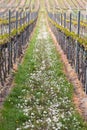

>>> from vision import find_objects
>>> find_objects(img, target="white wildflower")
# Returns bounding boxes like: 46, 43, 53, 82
16, 128, 21, 130
23, 125, 30, 129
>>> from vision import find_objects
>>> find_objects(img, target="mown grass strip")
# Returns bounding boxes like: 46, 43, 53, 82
0, 20, 39, 130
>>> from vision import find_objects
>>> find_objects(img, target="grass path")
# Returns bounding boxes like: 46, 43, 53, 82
0, 8, 87, 130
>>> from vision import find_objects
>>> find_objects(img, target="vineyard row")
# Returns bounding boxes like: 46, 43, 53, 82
0, 6, 39, 88
47, 8, 87, 93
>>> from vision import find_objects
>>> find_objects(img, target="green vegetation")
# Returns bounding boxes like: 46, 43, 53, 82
0, 20, 39, 130
0, 9, 87, 129
48, 16, 87, 50
66, 19, 87, 28
0, 18, 37, 45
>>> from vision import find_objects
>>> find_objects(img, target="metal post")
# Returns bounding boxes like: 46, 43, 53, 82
85, 51, 87, 94
75, 41, 79, 74
22, 11, 23, 25
1, 24, 3, 35
8, 10, 12, 73
58, 13, 60, 25
0, 48, 4, 86
26, 11, 28, 24
16, 11, 18, 32
77, 11, 80, 35
86, 15, 87, 23
28, 11, 30, 23
85, 67, 87, 94
64, 13, 66, 28
24, 11, 25, 24
20, 12, 22, 26
70, 13, 72, 32
61, 13, 62, 26
9, 10, 11, 36
15, 11, 18, 62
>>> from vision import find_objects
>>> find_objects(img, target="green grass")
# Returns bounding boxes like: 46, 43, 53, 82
0, 23, 39, 130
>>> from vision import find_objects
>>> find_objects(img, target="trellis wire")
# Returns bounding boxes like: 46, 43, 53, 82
0, 9, 39, 87
47, 10, 87, 94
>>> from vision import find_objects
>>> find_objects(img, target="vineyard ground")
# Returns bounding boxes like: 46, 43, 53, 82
0, 16, 36, 108
47, 17, 87, 121
0, 3, 87, 130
